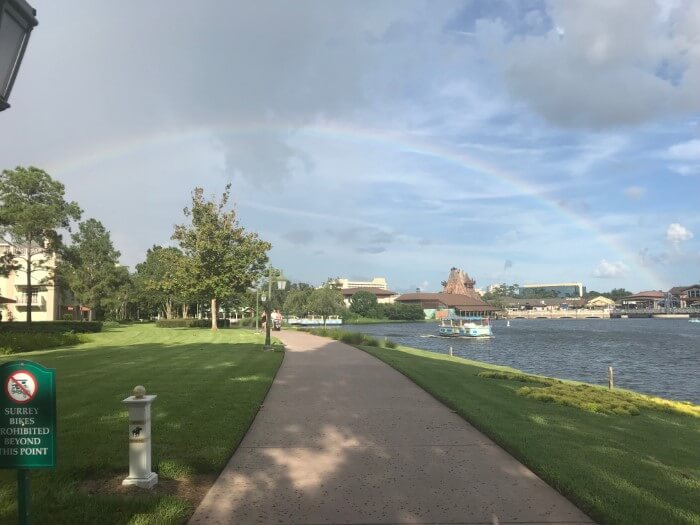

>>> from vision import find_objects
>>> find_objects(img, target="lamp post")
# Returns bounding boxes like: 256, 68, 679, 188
263, 265, 286, 351
0, 0, 38, 112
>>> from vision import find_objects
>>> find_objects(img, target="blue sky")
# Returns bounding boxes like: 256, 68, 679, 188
1, 0, 699, 293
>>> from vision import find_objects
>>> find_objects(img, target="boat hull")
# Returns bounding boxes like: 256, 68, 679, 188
438, 325, 493, 338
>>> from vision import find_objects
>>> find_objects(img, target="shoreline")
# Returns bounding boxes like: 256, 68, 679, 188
304, 327, 698, 525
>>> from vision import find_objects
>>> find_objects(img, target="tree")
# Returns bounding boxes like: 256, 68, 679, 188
134, 245, 190, 319
283, 289, 312, 316
172, 185, 270, 330
60, 219, 123, 320
0, 167, 81, 323
307, 287, 345, 326
349, 290, 378, 317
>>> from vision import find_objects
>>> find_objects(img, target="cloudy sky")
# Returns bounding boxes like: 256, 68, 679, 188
2, 0, 699, 293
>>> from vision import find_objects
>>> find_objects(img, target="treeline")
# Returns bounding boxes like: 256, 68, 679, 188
0, 167, 270, 329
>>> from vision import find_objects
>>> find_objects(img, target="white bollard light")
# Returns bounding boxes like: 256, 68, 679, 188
122, 385, 158, 488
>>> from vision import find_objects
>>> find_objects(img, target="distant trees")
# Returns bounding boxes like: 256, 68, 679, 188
0, 167, 82, 323
349, 290, 378, 317
172, 185, 270, 330
586, 288, 632, 301
60, 219, 124, 321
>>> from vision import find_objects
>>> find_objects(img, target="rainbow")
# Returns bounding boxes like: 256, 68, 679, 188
46, 119, 668, 290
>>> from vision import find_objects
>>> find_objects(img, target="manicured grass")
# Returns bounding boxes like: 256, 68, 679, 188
0, 324, 283, 524
359, 343, 699, 525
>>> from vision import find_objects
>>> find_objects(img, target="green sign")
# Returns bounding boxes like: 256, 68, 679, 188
0, 361, 56, 469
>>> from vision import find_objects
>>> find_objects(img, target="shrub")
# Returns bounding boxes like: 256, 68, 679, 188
102, 320, 120, 329
0, 321, 102, 333
62, 314, 73, 321
384, 339, 397, 349
0, 332, 85, 354
155, 318, 231, 328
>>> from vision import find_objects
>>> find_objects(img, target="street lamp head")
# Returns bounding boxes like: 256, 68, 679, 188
0, 0, 37, 112
277, 278, 287, 291
261, 294, 267, 302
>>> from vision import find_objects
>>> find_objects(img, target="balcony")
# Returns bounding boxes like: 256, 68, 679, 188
14, 296, 47, 311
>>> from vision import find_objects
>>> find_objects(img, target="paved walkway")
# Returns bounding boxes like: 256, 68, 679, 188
190, 331, 594, 524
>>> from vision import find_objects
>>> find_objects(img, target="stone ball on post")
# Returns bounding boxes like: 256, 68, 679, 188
133, 385, 146, 399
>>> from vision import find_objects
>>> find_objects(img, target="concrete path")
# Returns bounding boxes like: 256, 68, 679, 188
190, 331, 594, 524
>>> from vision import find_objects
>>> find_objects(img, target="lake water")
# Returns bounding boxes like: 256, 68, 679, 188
343, 319, 700, 403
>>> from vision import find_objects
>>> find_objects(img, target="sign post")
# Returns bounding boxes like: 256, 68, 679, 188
0, 361, 57, 524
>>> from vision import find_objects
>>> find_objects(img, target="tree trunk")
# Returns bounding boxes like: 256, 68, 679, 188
165, 300, 173, 319
181, 303, 187, 318
26, 242, 33, 324
211, 298, 218, 330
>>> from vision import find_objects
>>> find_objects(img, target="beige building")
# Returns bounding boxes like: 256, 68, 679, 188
585, 296, 616, 309
0, 243, 61, 322
339, 287, 398, 307
335, 277, 388, 291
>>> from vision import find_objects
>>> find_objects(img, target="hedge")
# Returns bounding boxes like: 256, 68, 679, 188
0, 332, 85, 354
0, 321, 103, 333
155, 318, 231, 328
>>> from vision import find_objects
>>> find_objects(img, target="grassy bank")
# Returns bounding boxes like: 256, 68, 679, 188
349, 341, 698, 525
0, 324, 282, 524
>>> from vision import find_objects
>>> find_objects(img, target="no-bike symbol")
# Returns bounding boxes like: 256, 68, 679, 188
4, 370, 37, 404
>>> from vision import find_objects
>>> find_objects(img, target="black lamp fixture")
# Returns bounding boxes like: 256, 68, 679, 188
0, 0, 37, 112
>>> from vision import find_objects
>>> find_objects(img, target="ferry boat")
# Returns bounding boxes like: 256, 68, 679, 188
438, 315, 493, 338
286, 315, 343, 326
690, 318, 700, 324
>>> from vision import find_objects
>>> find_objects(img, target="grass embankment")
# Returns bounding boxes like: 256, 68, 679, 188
0, 324, 283, 524
351, 340, 698, 525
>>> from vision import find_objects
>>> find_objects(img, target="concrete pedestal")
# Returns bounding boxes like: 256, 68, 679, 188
122, 393, 158, 488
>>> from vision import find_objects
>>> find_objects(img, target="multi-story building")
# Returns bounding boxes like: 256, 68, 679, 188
0, 243, 62, 322
519, 282, 585, 298
335, 277, 388, 291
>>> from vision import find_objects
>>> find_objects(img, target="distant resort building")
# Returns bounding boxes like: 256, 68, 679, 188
519, 282, 585, 298
395, 268, 498, 318
335, 277, 388, 290
502, 297, 585, 311
0, 243, 64, 322
669, 285, 700, 308
585, 296, 616, 309
620, 291, 667, 309
339, 286, 398, 308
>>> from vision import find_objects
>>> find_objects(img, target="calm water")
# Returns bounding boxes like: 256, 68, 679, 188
344, 319, 700, 403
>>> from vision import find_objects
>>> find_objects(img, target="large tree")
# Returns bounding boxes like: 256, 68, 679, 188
307, 287, 346, 326
134, 245, 190, 319
172, 185, 270, 330
283, 288, 312, 316
61, 219, 123, 320
0, 167, 81, 323
349, 290, 378, 317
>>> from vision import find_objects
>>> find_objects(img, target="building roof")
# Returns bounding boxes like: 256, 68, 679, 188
623, 290, 666, 300
396, 292, 498, 311
0, 296, 16, 304
669, 285, 700, 295
340, 287, 397, 297
586, 296, 615, 306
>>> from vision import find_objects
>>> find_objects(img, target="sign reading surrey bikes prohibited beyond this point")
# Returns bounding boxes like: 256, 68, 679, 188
0, 361, 56, 469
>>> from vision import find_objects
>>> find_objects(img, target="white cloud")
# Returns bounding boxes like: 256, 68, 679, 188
593, 259, 630, 278
667, 139, 700, 160
624, 186, 646, 199
666, 223, 694, 244
478, 0, 700, 128
670, 164, 700, 176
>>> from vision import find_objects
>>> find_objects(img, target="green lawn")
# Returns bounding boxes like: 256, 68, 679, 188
0, 324, 283, 524
360, 343, 699, 525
